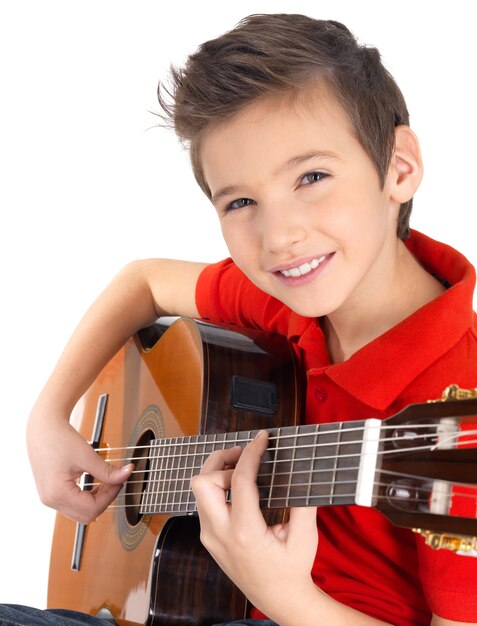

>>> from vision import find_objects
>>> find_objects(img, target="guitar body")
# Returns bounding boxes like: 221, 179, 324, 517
48, 318, 303, 626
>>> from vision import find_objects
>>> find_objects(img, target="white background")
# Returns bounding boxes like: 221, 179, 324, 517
0, 0, 476, 609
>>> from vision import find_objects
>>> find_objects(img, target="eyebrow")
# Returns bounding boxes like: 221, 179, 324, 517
211, 150, 340, 205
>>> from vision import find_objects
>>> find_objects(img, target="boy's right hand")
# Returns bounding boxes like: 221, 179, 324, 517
27, 411, 133, 524
26, 259, 205, 523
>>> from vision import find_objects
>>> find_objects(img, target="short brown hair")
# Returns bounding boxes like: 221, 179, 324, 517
158, 14, 412, 239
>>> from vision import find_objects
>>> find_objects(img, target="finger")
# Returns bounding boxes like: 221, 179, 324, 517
191, 469, 235, 538
287, 507, 319, 557
200, 445, 242, 474
66, 463, 133, 521
83, 451, 134, 486
230, 430, 269, 528
54, 453, 133, 523
192, 468, 234, 497
53, 479, 122, 524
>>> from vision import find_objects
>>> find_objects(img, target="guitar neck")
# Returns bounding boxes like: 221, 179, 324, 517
139, 419, 377, 515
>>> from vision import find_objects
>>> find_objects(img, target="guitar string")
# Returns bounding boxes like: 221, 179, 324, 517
79, 430, 477, 490
112, 476, 477, 503
92, 421, 476, 457
90, 447, 477, 489
96, 436, 477, 471
122, 467, 477, 497
98, 436, 477, 469
107, 498, 469, 511
106, 481, 477, 511
92, 429, 477, 466
84, 463, 477, 509
102, 464, 477, 492
79, 424, 477, 509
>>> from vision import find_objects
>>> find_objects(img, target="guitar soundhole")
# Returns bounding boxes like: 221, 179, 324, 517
125, 429, 155, 526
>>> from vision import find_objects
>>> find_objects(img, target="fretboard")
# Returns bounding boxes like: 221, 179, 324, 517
139, 420, 368, 515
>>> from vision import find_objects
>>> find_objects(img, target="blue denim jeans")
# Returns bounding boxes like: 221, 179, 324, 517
0, 605, 113, 625
0, 605, 278, 626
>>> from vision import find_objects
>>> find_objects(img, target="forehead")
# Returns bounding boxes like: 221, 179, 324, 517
200, 86, 361, 197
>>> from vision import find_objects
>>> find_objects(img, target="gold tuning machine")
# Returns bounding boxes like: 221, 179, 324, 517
413, 529, 477, 555
433, 384, 477, 402
419, 384, 477, 554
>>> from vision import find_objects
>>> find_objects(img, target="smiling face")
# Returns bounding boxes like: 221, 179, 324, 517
200, 87, 405, 320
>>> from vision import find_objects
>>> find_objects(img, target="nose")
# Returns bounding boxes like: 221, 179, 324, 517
259, 201, 308, 254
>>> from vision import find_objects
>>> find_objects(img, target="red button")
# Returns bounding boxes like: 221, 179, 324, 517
314, 387, 328, 402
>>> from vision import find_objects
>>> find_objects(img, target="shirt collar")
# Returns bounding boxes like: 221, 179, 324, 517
287, 230, 476, 411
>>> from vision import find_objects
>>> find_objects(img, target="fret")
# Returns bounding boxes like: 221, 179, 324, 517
226, 430, 242, 504
289, 429, 298, 506
177, 437, 188, 513
255, 422, 363, 508
332, 421, 366, 505
330, 422, 342, 504
167, 438, 177, 510
197, 433, 208, 481
210, 432, 218, 464
152, 441, 160, 512
139, 446, 150, 513
289, 425, 319, 507
224, 430, 237, 449
152, 440, 162, 512
185, 435, 198, 513
163, 439, 172, 512
171, 437, 180, 513
171, 438, 179, 511
140, 439, 160, 514
265, 427, 280, 508
158, 438, 170, 512
142, 420, 365, 515
262, 426, 299, 508
306, 427, 319, 506
307, 422, 343, 506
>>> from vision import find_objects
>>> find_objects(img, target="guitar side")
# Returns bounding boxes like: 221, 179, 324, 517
48, 318, 302, 626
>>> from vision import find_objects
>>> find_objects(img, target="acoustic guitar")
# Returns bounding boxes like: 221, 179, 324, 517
48, 317, 477, 626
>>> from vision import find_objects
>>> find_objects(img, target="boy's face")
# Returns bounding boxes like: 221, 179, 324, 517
200, 88, 401, 319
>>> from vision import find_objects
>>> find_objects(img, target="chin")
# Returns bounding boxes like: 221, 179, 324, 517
282, 299, 334, 319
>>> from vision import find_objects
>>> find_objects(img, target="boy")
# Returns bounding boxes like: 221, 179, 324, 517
5, 12, 476, 626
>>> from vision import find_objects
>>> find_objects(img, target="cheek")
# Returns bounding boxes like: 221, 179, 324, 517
220, 222, 250, 263
320, 189, 388, 242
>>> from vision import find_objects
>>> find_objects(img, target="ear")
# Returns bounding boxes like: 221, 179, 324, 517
388, 125, 423, 204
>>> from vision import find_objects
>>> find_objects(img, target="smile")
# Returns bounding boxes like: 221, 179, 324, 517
279, 255, 327, 277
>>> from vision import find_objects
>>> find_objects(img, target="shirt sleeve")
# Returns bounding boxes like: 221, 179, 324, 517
195, 258, 292, 333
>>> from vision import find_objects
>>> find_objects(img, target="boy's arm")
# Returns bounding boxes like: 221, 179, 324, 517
192, 432, 392, 626
27, 258, 206, 524
192, 435, 476, 626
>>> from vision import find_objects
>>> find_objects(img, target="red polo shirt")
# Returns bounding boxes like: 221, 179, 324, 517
195, 230, 477, 625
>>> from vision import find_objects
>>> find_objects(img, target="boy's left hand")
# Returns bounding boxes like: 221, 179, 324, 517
190, 430, 319, 621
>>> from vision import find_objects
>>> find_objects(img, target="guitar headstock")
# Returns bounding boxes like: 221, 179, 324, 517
373, 386, 477, 555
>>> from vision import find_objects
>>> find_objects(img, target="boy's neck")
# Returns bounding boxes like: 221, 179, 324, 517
321, 241, 446, 364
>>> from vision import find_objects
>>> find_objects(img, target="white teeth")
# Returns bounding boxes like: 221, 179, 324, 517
280, 255, 326, 277
288, 267, 302, 277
